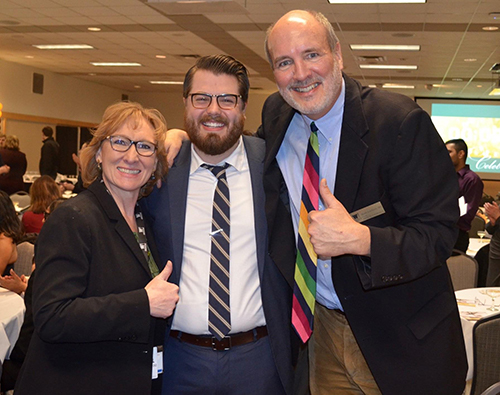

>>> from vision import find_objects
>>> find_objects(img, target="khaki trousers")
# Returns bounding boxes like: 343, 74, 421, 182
309, 303, 382, 395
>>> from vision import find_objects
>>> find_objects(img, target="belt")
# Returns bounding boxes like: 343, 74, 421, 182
169, 326, 268, 351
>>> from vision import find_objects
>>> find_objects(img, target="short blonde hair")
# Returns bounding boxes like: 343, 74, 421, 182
80, 101, 168, 198
4, 135, 20, 151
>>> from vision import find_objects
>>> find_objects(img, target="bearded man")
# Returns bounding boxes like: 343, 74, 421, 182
142, 54, 295, 395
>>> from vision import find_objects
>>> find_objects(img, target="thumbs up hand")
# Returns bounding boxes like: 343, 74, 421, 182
308, 179, 371, 257
145, 261, 179, 318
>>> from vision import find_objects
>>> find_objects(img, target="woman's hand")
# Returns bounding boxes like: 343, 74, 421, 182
0, 268, 28, 294
485, 202, 500, 226
145, 261, 179, 318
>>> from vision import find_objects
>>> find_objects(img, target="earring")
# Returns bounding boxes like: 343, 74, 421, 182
97, 162, 102, 171
150, 172, 155, 180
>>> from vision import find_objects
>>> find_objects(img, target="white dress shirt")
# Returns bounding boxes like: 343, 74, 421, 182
171, 137, 266, 334
276, 79, 346, 310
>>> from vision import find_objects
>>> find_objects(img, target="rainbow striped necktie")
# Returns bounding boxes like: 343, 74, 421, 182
292, 121, 319, 343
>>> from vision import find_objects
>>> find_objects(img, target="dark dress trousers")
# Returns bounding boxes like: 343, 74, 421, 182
259, 73, 468, 395
0, 148, 27, 195
143, 136, 295, 395
15, 179, 166, 395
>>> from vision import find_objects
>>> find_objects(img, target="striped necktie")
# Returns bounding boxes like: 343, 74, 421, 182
202, 163, 231, 340
292, 121, 319, 343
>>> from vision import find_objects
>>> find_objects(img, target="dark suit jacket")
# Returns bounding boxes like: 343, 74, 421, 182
259, 74, 468, 395
0, 148, 27, 195
15, 179, 166, 395
143, 136, 295, 395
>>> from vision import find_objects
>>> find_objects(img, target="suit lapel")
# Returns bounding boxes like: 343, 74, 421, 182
167, 141, 191, 282
334, 74, 369, 212
87, 180, 152, 277
263, 99, 296, 172
243, 135, 266, 277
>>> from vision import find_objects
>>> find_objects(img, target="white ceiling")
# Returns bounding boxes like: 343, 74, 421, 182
0, 0, 499, 99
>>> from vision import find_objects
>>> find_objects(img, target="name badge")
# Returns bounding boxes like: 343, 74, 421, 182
152, 346, 164, 379
350, 202, 385, 223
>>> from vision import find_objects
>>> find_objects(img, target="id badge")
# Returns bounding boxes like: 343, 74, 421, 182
152, 346, 164, 379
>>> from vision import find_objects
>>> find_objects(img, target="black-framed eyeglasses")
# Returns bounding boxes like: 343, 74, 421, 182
188, 93, 243, 110
105, 135, 157, 157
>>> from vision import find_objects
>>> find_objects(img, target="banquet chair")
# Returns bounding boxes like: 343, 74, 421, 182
446, 250, 478, 291
470, 215, 486, 239
480, 382, 500, 395
471, 313, 500, 395
9, 191, 31, 212
14, 242, 35, 277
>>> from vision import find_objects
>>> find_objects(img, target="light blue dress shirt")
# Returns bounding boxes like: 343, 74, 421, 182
276, 79, 345, 310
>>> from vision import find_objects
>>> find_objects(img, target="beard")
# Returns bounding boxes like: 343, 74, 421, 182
278, 62, 342, 119
185, 113, 244, 156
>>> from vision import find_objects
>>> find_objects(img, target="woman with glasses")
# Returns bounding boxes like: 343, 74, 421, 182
15, 101, 179, 395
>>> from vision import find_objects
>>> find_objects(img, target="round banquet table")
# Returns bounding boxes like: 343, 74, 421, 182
455, 287, 500, 381
0, 287, 25, 363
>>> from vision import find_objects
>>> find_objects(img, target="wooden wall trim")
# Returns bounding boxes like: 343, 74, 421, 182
3, 112, 97, 128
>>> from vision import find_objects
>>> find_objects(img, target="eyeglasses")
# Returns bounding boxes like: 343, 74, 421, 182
105, 135, 157, 157
188, 93, 243, 110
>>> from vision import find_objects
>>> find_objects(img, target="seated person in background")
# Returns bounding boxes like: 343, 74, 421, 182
60, 141, 89, 195
21, 175, 61, 233
0, 190, 24, 277
446, 138, 484, 252
0, 198, 64, 391
484, 200, 500, 286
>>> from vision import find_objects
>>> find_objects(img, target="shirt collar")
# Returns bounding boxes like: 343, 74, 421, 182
190, 136, 245, 175
300, 77, 345, 142
457, 164, 470, 178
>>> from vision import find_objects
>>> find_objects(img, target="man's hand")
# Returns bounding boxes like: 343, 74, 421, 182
308, 179, 371, 257
164, 129, 189, 168
145, 261, 179, 318
484, 201, 500, 226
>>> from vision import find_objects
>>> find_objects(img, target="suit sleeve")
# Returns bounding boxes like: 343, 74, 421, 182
358, 107, 460, 289
33, 204, 151, 344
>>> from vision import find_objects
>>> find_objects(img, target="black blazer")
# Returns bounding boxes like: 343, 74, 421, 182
143, 136, 295, 395
259, 74, 468, 395
15, 179, 166, 395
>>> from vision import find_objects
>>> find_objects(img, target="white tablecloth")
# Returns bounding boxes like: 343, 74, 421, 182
466, 238, 490, 257
0, 287, 25, 363
455, 287, 500, 380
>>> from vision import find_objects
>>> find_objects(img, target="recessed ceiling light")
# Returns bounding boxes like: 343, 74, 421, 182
452, 78, 463, 82
149, 81, 183, 85
328, 0, 425, 3
34, 44, 94, 50
464, 58, 477, 62
482, 26, 499, 31
359, 64, 418, 70
155, 55, 167, 59
350, 44, 420, 51
445, 92, 453, 95
368, 84, 377, 88
477, 85, 483, 88
382, 83, 415, 89
88, 27, 101, 32
88, 73, 96, 76
25, 55, 34, 59
134, 85, 141, 89
432, 84, 447, 88
91, 62, 142, 67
